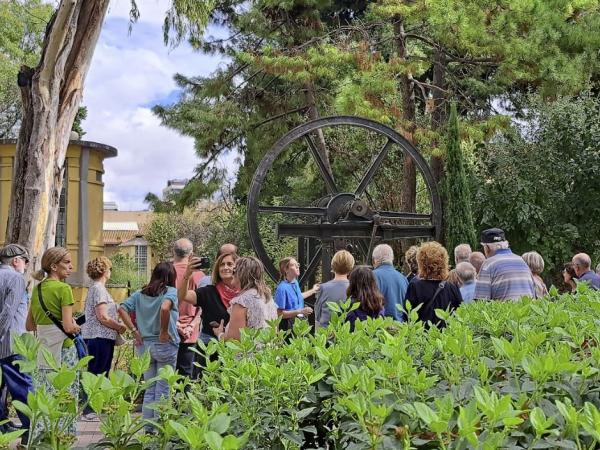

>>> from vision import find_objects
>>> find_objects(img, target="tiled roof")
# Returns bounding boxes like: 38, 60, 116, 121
103, 230, 138, 245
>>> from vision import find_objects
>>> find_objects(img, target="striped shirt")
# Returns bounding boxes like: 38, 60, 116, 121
474, 249, 535, 301
0, 265, 27, 359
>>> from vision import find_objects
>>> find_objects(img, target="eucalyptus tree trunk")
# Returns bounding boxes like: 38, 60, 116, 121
6, 0, 110, 272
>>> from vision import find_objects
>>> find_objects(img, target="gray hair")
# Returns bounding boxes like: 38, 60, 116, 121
372, 244, 394, 265
456, 262, 476, 284
522, 251, 545, 275
173, 238, 193, 259
484, 241, 509, 252
573, 253, 591, 270
454, 244, 472, 265
469, 252, 486, 273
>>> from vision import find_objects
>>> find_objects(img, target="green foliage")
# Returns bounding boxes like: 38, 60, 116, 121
154, 0, 600, 230
473, 93, 600, 273
108, 253, 146, 291
0, 0, 53, 137
444, 102, 477, 256
10, 289, 600, 448
71, 106, 87, 137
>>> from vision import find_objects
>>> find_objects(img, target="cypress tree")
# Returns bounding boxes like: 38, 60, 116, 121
444, 102, 477, 257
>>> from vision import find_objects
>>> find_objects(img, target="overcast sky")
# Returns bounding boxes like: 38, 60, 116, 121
82, 0, 225, 210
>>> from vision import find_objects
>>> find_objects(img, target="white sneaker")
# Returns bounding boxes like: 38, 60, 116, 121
81, 412, 100, 422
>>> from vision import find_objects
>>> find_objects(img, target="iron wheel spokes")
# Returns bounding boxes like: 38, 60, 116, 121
355, 138, 395, 197
257, 205, 327, 216
304, 134, 338, 194
299, 246, 322, 286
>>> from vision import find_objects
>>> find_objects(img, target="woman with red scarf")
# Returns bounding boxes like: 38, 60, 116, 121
178, 252, 239, 375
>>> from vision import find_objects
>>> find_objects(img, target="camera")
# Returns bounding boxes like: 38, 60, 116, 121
190, 256, 210, 270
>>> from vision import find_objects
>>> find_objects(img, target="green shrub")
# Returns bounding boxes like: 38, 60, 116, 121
9, 287, 600, 449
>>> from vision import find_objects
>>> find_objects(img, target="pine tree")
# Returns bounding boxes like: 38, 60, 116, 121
444, 102, 477, 256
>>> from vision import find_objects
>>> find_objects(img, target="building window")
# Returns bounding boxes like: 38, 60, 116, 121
55, 168, 68, 247
135, 244, 148, 277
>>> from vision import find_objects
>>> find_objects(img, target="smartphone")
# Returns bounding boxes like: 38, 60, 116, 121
190, 256, 210, 270
209, 321, 220, 328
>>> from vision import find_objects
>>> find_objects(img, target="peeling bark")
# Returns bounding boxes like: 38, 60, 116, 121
6, 0, 110, 273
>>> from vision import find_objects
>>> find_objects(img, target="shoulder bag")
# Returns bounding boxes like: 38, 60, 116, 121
37, 283, 89, 359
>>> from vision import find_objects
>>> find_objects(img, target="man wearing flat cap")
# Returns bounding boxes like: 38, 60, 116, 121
0, 244, 33, 437
474, 228, 535, 301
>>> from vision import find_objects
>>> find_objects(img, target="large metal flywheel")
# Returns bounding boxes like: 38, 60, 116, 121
248, 116, 442, 285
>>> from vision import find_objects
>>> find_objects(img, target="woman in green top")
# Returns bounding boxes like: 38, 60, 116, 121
26, 246, 80, 439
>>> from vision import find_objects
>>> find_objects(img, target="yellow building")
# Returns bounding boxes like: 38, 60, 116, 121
0, 138, 117, 305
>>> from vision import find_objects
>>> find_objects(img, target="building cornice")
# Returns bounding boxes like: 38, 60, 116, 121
0, 139, 118, 158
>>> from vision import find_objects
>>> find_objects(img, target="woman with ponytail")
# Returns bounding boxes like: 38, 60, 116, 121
117, 262, 179, 427
26, 246, 79, 436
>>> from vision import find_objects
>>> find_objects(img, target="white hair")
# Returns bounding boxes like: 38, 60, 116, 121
372, 244, 394, 266
573, 253, 591, 270
484, 241, 509, 252
455, 262, 476, 284
454, 244, 472, 265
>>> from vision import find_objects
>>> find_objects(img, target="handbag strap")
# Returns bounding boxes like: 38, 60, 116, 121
431, 281, 447, 303
37, 283, 75, 340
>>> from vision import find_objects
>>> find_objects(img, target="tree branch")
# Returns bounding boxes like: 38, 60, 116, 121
190, 105, 310, 181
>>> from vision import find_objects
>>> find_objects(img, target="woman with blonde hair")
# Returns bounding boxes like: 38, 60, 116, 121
212, 256, 278, 341
404, 245, 419, 282
405, 241, 462, 328
274, 256, 318, 331
522, 251, 548, 298
314, 250, 355, 328
81, 256, 127, 420
26, 247, 79, 436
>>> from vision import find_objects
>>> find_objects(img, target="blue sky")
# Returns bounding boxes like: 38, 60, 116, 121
82, 0, 227, 210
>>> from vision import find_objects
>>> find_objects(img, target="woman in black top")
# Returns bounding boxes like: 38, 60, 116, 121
405, 241, 462, 328
178, 252, 239, 375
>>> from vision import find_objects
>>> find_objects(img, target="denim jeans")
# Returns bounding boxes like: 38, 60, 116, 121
0, 354, 33, 430
137, 341, 178, 422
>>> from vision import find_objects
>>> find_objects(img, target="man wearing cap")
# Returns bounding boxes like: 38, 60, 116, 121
0, 244, 33, 437
474, 228, 536, 301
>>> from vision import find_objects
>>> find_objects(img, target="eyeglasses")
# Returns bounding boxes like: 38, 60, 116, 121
16, 256, 29, 264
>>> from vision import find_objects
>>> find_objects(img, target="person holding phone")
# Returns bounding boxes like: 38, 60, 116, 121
274, 257, 318, 331
178, 252, 239, 376
211, 256, 278, 341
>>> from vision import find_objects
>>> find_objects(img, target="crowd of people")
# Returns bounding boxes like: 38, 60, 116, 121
0, 226, 599, 443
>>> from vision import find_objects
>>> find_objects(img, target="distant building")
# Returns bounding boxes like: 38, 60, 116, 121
103, 201, 118, 211
103, 209, 153, 278
162, 178, 187, 200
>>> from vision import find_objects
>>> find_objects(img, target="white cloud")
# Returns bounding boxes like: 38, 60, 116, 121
82, 6, 224, 210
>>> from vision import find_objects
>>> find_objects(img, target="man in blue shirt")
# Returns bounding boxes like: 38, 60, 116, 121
572, 253, 600, 290
372, 244, 408, 321
0, 244, 34, 442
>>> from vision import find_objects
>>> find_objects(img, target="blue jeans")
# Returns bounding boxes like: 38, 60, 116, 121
0, 354, 33, 430
137, 342, 178, 422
